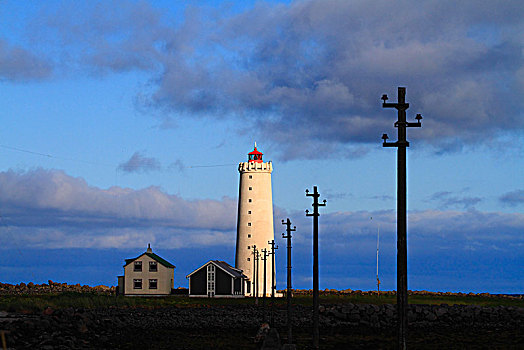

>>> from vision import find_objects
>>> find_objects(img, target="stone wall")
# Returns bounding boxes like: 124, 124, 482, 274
284, 288, 523, 300
0, 281, 114, 295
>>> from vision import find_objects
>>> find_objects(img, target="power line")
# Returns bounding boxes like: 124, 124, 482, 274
0, 145, 52, 158
0, 144, 114, 168
188, 164, 236, 168
0, 143, 236, 171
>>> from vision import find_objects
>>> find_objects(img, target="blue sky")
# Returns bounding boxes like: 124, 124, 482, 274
0, 0, 523, 293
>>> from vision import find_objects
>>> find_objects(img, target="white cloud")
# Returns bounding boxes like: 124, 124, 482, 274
0, 169, 237, 249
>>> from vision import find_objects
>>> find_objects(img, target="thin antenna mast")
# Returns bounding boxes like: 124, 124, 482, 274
376, 224, 381, 295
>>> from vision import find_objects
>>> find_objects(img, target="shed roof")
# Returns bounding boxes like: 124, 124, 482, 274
186, 260, 247, 279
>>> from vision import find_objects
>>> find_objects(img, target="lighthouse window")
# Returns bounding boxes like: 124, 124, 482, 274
248, 210, 251, 214
247, 258, 250, 261
248, 234, 251, 238
248, 222, 251, 226
249, 187, 252, 190
249, 175, 252, 179
248, 199, 252, 202
247, 246, 251, 249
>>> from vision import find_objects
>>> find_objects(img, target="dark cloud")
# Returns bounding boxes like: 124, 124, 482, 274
118, 151, 162, 173
322, 190, 353, 200
6, 0, 524, 159
428, 191, 483, 209
168, 159, 185, 172
369, 195, 395, 202
499, 189, 524, 207
0, 38, 52, 81
143, 0, 524, 159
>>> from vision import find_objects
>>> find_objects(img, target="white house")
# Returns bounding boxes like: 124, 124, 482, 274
118, 244, 175, 296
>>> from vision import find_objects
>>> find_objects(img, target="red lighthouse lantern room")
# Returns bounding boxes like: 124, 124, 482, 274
248, 142, 263, 163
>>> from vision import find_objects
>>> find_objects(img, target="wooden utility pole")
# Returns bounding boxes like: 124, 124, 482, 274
268, 239, 278, 325
306, 186, 326, 349
381, 87, 422, 350
282, 218, 296, 345
261, 248, 268, 321
252, 245, 258, 305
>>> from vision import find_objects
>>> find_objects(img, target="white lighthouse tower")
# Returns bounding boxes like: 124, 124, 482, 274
235, 143, 274, 296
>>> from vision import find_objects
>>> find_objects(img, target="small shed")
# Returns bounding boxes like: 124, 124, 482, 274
186, 260, 247, 298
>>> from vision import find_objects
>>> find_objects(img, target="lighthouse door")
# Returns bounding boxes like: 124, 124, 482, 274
207, 264, 215, 297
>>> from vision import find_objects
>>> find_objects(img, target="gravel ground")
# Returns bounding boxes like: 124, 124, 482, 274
1, 304, 523, 349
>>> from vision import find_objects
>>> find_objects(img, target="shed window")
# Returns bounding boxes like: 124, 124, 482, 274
134, 261, 142, 272
133, 279, 142, 289
149, 261, 158, 272
149, 279, 158, 289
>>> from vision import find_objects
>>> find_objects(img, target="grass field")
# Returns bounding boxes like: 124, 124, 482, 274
1, 291, 523, 313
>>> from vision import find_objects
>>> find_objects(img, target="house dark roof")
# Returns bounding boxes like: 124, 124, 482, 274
213, 260, 246, 278
186, 260, 247, 279
124, 252, 175, 268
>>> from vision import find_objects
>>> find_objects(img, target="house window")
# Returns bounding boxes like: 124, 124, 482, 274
249, 175, 252, 179
249, 187, 252, 190
248, 210, 251, 214
133, 279, 142, 289
149, 279, 158, 289
248, 199, 252, 203
248, 222, 251, 226
248, 234, 251, 238
207, 264, 215, 296
134, 261, 142, 272
149, 261, 158, 272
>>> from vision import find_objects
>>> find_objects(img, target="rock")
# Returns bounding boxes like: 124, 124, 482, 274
435, 307, 447, 317
426, 312, 437, 321
254, 322, 270, 345
282, 344, 297, 350
261, 328, 281, 350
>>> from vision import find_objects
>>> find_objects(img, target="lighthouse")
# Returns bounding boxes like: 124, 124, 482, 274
235, 143, 275, 296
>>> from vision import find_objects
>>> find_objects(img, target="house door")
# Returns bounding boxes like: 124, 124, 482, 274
207, 264, 215, 297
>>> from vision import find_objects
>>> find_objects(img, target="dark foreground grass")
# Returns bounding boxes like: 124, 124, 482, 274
1, 291, 522, 313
